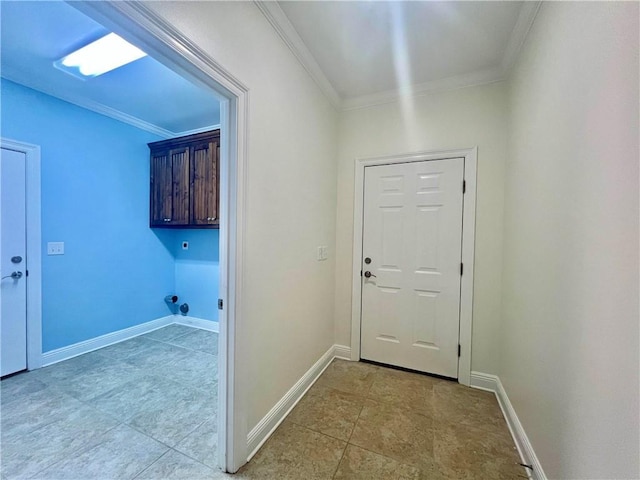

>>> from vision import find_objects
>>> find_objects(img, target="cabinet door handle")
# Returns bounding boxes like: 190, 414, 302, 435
164, 218, 171, 222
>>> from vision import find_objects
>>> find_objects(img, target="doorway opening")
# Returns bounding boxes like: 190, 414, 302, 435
0, 0, 247, 474
66, 3, 248, 465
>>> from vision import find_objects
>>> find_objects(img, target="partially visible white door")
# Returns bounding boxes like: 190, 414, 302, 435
1, 147, 27, 377
360, 158, 464, 378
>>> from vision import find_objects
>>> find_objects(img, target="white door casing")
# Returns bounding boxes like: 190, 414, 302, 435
0, 139, 41, 375
361, 159, 464, 378
1, 148, 28, 376
351, 148, 477, 386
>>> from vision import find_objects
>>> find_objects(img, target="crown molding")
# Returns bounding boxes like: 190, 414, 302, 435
254, 1, 342, 109
342, 66, 505, 111
176, 124, 221, 136
500, 1, 542, 74
2, 69, 175, 138
1, 69, 220, 139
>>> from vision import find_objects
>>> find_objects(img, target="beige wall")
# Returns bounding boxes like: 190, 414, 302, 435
139, 3, 639, 477
143, 0, 339, 434
335, 82, 509, 374
501, 2, 639, 478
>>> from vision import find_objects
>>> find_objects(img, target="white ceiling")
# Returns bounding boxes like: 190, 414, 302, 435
264, 1, 539, 109
0, 1, 220, 138
1, 1, 539, 122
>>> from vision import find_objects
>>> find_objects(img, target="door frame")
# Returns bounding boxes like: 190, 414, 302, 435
0, 138, 42, 372
71, 1, 248, 473
350, 147, 477, 386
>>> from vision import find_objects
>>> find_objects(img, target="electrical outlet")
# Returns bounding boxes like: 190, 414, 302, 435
47, 242, 64, 255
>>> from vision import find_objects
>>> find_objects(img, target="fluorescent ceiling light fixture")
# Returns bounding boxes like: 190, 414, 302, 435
54, 33, 147, 79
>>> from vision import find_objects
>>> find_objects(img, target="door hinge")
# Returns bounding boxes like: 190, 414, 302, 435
360, 270, 363, 277
463, 180, 466, 194
460, 263, 463, 276
458, 344, 461, 357
26, 270, 29, 277
218, 298, 223, 310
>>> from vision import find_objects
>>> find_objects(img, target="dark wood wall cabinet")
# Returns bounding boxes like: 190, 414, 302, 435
149, 130, 220, 228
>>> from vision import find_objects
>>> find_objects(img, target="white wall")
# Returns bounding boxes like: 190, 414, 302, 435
501, 3, 639, 479
335, 82, 508, 374
143, 0, 339, 446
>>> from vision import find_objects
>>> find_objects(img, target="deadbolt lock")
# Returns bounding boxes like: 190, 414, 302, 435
11, 256, 22, 264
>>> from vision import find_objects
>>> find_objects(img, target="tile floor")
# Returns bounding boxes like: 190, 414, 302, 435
236, 360, 526, 480
1, 327, 526, 479
1, 324, 222, 479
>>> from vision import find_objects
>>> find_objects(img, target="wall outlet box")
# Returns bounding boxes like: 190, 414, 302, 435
182, 241, 189, 250
47, 242, 64, 255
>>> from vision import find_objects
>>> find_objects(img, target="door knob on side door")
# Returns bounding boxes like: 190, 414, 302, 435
1, 271, 23, 280
364, 271, 376, 278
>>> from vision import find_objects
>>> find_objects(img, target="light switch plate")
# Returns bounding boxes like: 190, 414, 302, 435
47, 242, 64, 255
182, 241, 189, 250
317, 245, 328, 261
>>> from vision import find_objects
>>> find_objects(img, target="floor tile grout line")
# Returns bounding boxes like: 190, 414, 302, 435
273, 422, 349, 480
129, 448, 172, 480
137, 333, 217, 358
131, 447, 173, 480
286, 419, 351, 444
340, 442, 429, 476
330, 403, 366, 479
169, 446, 220, 472
23, 420, 125, 479
144, 325, 214, 346
170, 417, 210, 450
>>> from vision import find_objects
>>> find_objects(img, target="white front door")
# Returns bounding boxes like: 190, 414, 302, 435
1, 147, 28, 377
360, 158, 464, 378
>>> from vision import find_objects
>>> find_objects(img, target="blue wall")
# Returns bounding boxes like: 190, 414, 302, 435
1, 79, 204, 351
171, 230, 219, 321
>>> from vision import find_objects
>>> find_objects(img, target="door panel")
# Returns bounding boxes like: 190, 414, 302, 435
191, 141, 218, 226
170, 147, 190, 225
361, 158, 464, 378
150, 151, 171, 226
1, 148, 27, 377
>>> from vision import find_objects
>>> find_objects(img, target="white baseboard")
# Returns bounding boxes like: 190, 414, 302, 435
246, 344, 349, 460
470, 371, 547, 480
333, 344, 352, 360
41, 315, 175, 367
174, 315, 219, 333
468, 370, 499, 393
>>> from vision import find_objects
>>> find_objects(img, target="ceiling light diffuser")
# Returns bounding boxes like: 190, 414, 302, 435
54, 33, 147, 79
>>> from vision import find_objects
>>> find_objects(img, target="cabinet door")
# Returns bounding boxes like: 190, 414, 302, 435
170, 147, 190, 225
150, 150, 172, 226
190, 140, 219, 226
